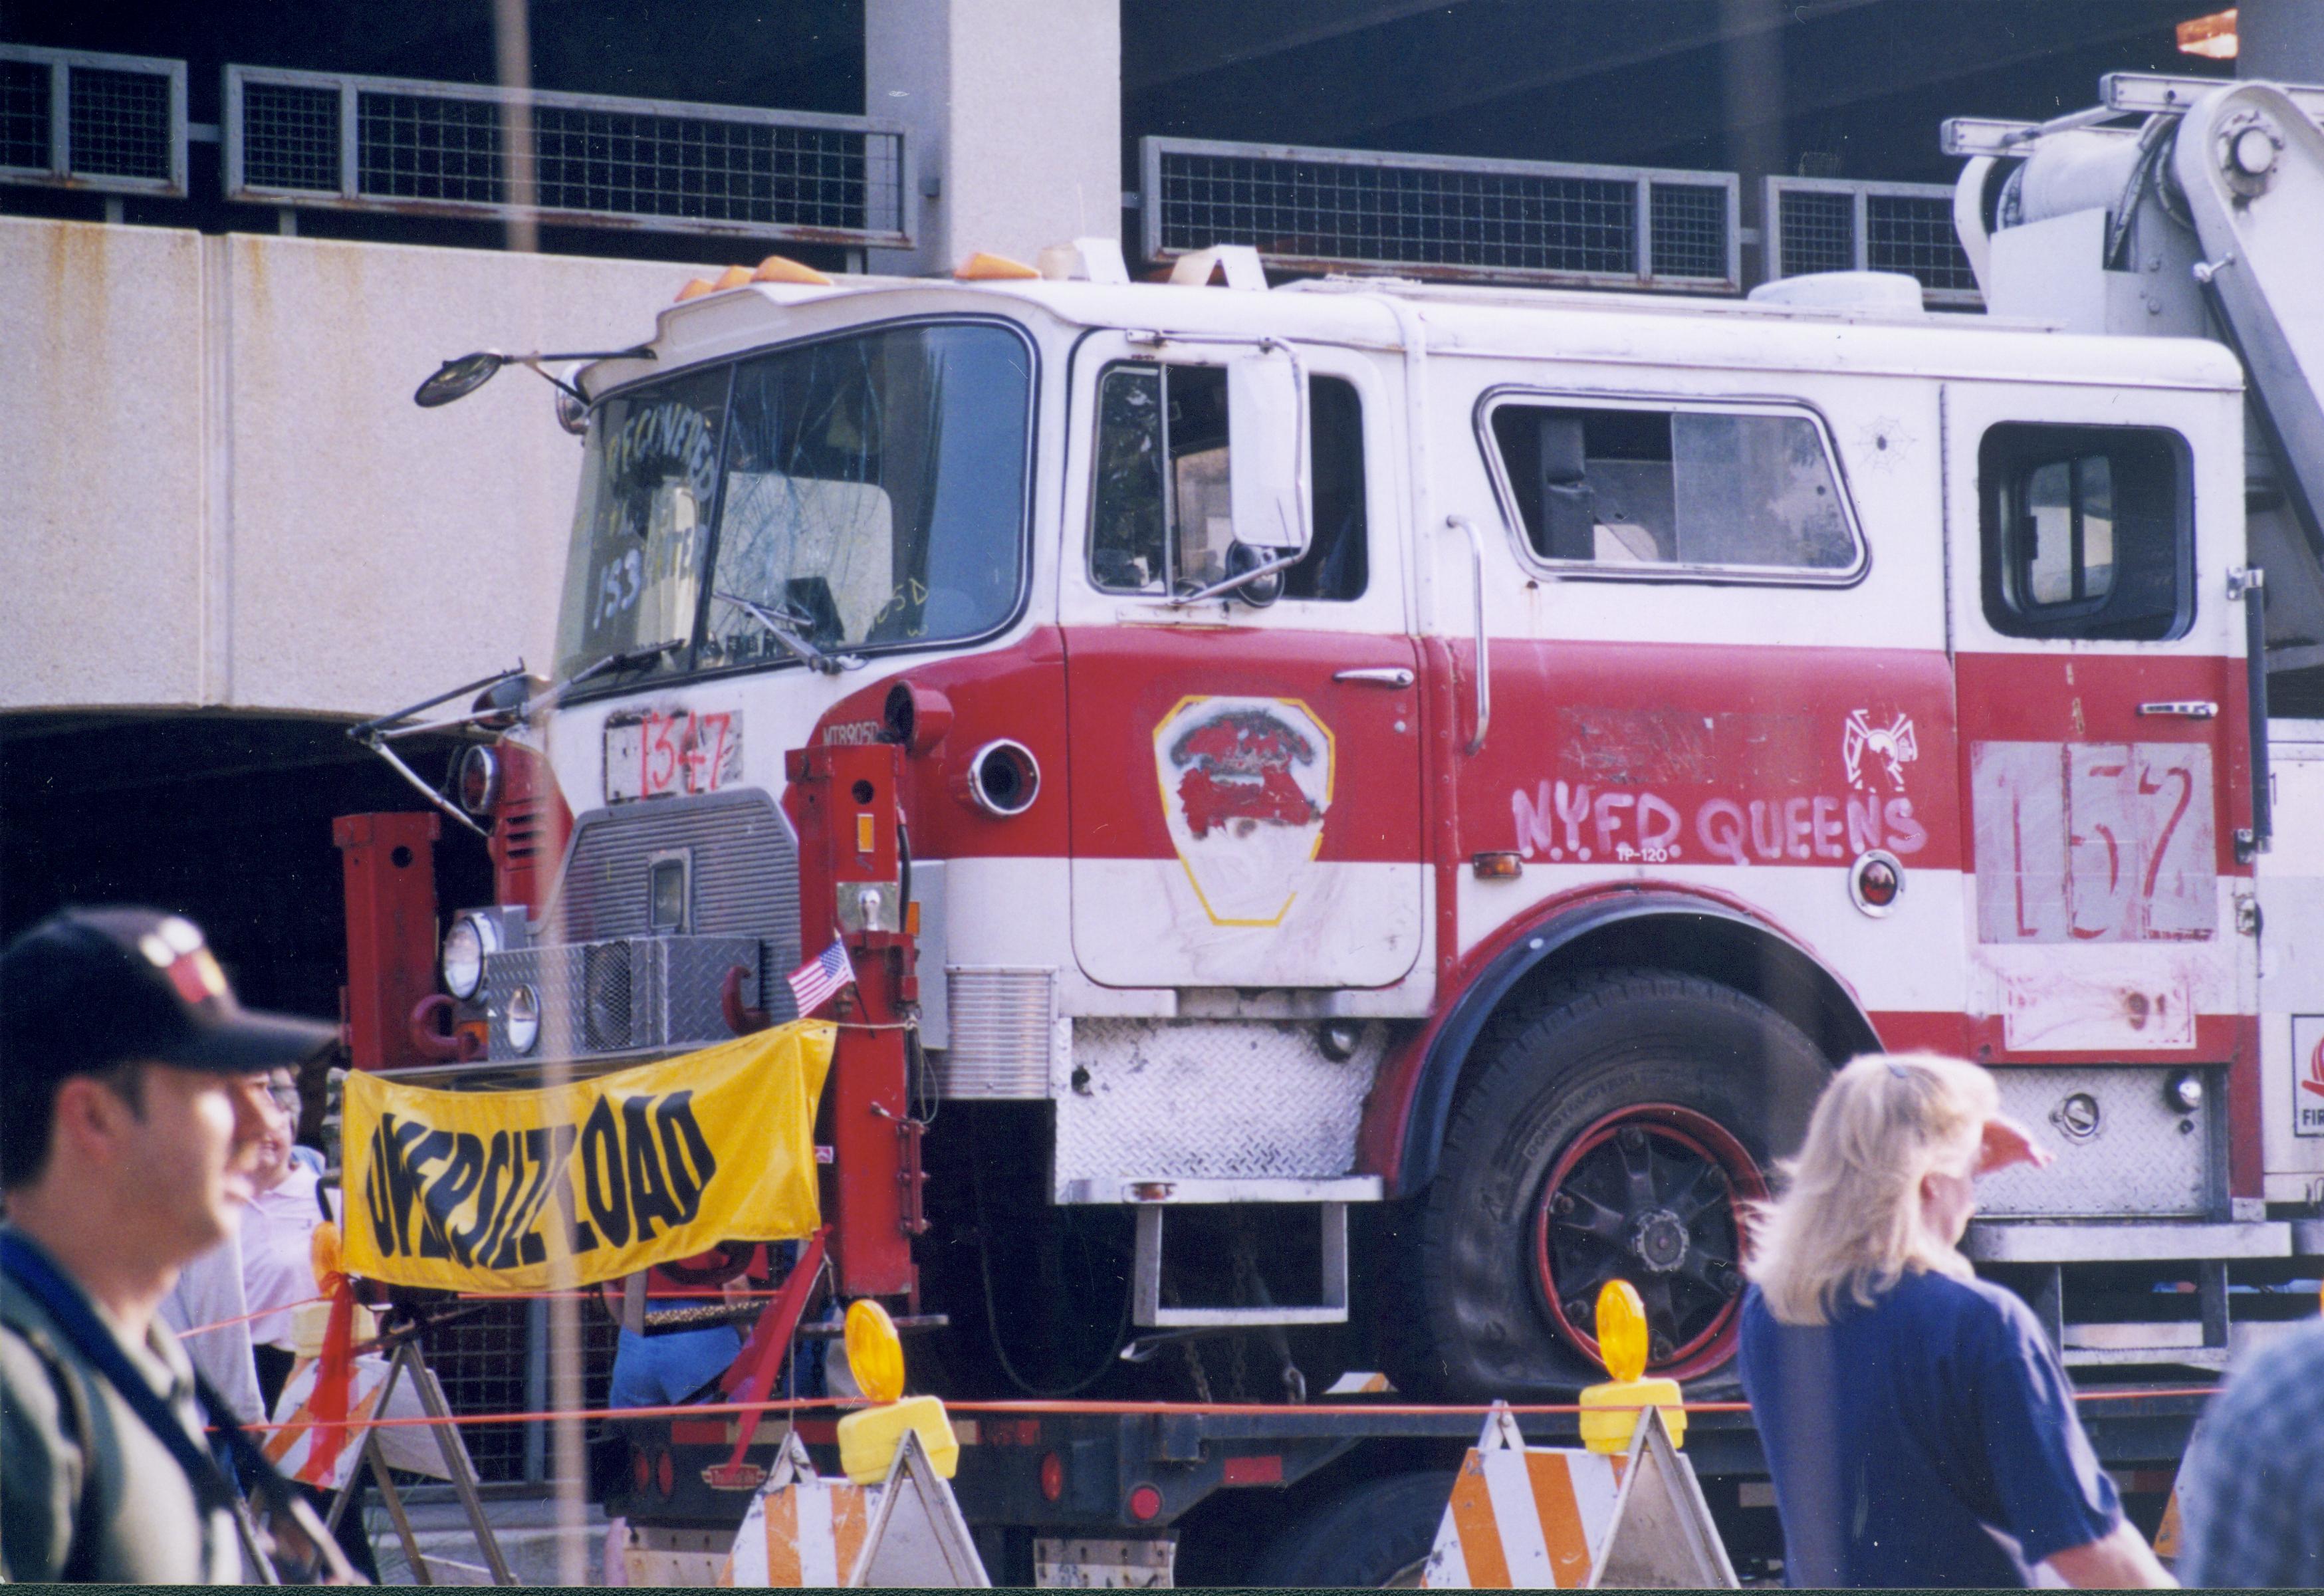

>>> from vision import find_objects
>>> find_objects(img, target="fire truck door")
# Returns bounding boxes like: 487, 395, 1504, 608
1062, 341, 1425, 990
1944, 382, 2250, 1062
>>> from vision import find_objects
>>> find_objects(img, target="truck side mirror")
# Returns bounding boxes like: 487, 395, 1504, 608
1225, 350, 1310, 556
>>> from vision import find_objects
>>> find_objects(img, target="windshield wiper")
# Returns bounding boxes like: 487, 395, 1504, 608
712, 592, 863, 676
542, 640, 683, 708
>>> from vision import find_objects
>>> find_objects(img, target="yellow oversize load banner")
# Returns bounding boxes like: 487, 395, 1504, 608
342, 1021, 834, 1293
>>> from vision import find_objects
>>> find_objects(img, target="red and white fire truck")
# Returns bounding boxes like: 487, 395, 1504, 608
347, 70, 2324, 1581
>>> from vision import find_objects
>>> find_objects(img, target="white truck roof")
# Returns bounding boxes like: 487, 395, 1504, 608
583, 268, 2246, 401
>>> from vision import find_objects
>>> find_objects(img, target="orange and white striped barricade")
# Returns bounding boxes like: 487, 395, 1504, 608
723, 1428, 987, 1587
723, 1432, 875, 1587
1423, 1401, 1736, 1588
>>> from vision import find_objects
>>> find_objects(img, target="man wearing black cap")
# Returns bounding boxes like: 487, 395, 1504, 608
2, 907, 336, 1583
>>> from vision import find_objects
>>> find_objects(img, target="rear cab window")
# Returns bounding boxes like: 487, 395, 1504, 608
1977, 423, 2192, 641
1482, 397, 1863, 582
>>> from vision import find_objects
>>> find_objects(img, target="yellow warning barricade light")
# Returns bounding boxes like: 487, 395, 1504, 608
1577, 1279, 1686, 1454
844, 1299, 907, 1404
836, 1300, 960, 1484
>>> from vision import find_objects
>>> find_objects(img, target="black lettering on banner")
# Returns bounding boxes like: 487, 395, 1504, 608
364, 1121, 398, 1256
424, 1132, 487, 1265
453, 1130, 516, 1266
653, 1090, 718, 1222
404, 1128, 456, 1259
539, 1121, 596, 1253
491, 1127, 555, 1269
622, 1095, 685, 1242
367, 1114, 436, 1258
580, 1096, 631, 1248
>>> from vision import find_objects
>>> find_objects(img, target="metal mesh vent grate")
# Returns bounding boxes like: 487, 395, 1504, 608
358, 90, 504, 202
1867, 191, 1979, 294
1776, 187, 1855, 277
1649, 181, 1729, 281
227, 65, 909, 245
66, 66, 170, 179
1143, 136, 1737, 290
531, 104, 889, 231
1768, 177, 1980, 306
240, 80, 340, 191
0, 46, 183, 194
1, 58, 51, 171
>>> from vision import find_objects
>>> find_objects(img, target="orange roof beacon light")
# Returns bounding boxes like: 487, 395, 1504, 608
712, 264, 755, 291
753, 254, 834, 286
2176, 9, 2238, 60
955, 251, 1040, 281
835, 1298, 961, 1483
673, 278, 719, 303
1577, 1278, 1687, 1453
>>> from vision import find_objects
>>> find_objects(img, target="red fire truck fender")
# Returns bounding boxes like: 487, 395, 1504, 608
1365, 885, 1881, 1198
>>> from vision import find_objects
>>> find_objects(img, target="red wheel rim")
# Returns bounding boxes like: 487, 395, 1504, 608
1533, 1102, 1766, 1382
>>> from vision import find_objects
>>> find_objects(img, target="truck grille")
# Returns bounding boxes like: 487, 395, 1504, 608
487, 788, 803, 1063
548, 790, 799, 949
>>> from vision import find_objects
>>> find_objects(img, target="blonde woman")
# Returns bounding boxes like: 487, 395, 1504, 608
1738, 1054, 2172, 1589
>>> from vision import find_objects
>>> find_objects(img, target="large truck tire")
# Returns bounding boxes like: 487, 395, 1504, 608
1243, 1470, 1456, 1587
1403, 968, 1829, 1399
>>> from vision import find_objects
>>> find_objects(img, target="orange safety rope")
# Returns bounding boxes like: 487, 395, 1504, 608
172, 1294, 330, 1339
221, 1383, 2224, 1436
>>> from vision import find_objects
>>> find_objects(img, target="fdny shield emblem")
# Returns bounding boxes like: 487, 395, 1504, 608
1153, 696, 1334, 927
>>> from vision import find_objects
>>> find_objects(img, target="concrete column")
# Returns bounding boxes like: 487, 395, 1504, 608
2239, 0, 2324, 82
866, 0, 1120, 277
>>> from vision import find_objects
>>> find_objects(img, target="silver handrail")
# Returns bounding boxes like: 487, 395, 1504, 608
1445, 514, 1490, 755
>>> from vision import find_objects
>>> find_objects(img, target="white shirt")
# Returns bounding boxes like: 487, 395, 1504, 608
242, 1163, 322, 1348
157, 1224, 263, 1424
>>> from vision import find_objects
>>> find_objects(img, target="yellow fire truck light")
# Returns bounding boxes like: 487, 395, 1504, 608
713, 265, 754, 290
754, 254, 834, 286
845, 1298, 907, 1404
955, 251, 1041, 281
674, 278, 718, 302
2178, 9, 2237, 59
1595, 1279, 1649, 1383
1472, 851, 1524, 879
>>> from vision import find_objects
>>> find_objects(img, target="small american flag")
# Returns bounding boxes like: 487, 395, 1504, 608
787, 937, 855, 1015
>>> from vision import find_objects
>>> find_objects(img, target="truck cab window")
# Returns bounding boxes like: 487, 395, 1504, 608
1979, 423, 2190, 641
1486, 401, 1859, 578
1090, 365, 1367, 601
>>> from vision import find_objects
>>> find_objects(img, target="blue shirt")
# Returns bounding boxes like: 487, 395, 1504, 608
2174, 1319, 2324, 1588
1738, 1270, 2118, 1587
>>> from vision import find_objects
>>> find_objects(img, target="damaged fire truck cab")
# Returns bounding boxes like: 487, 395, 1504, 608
417, 243, 2291, 1399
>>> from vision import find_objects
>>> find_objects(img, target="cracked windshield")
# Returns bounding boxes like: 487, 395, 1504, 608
554, 322, 1032, 685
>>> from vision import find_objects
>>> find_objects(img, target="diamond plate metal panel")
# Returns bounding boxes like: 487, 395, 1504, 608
1053, 1020, 1385, 1197
485, 935, 760, 1061
1976, 1066, 2220, 1218
937, 967, 1054, 1099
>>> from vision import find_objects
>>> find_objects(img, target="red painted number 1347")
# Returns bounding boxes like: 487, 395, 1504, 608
638, 710, 735, 798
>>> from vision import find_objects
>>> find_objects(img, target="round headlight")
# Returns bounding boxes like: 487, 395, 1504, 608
441, 911, 501, 1000
506, 983, 541, 1055
2168, 1072, 2204, 1112
457, 745, 501, 816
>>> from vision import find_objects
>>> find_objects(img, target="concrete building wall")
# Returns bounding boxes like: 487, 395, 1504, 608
867, 0, 1120, 275
1, 217, 708, 720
